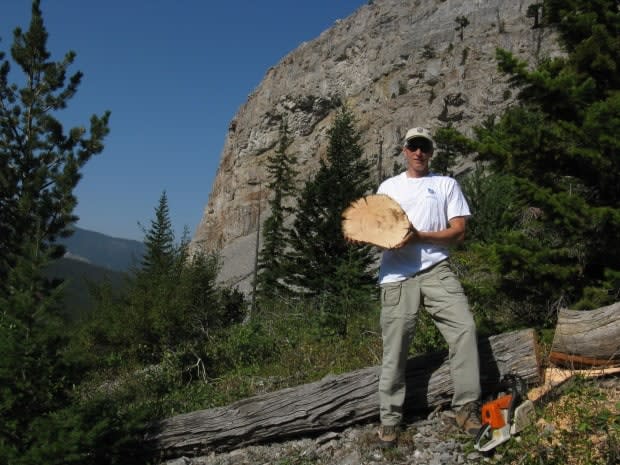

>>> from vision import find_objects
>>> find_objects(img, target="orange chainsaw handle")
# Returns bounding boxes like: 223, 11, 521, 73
480, 394, 513, 429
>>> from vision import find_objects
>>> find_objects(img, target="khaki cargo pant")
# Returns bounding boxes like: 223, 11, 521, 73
378, 260, 481, 426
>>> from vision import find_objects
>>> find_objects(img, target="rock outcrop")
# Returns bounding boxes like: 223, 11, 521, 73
189, 0, 560, 292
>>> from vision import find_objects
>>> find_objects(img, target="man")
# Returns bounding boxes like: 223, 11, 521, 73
376, 127, 481, 447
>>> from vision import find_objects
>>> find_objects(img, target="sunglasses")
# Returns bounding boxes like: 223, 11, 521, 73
405, 139, 432, 153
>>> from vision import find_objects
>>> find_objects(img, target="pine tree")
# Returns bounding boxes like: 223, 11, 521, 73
125, 190, 178, 361
0, 1, 110, 284
463, 0, 620, 315
455, 15, 470, 41
140, 190, 175, 276
256, 119, 297, 301
95, 193, 246, 366
431, 125, 476, 176
285, 107, 376, 334
0, 1, 110, 459
0, 237, 71, 463
526, 3, 543, 29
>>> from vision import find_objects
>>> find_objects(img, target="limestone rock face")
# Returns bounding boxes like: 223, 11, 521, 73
189, 0, 560, 292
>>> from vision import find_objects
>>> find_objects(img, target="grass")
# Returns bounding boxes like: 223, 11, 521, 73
170, 298, 454, 416
78, 298, 619, 465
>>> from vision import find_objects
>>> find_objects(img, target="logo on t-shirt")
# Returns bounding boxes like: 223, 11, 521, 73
427, 188, 435, 195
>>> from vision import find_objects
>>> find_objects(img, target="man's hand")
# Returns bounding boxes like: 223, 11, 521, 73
391, 223, 419, 249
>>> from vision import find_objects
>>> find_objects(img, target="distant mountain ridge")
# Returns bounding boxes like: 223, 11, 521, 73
45, 257, 128, 320
60, 227, 145, 272
45, 227, 144, 319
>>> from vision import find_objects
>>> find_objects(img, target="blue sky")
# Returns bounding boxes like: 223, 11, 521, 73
1, 0, 365, 241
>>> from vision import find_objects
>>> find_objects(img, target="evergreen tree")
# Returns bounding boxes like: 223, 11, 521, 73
431, 125, 476, 176
86, 192, 247, 368
0, 238, 71, 463
463, 0, 620, 316
0, 1, 110, 285
140, 190, 175, 276
526, 3, 543, 29
0, 1, 110, 460
285, 107, 376, 334
455, 15, 470, 41
122, 191, 178, 360
256, 119, 297, 301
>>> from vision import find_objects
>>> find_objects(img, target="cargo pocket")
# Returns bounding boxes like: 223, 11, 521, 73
381, 282, 402, 307
437, 264, 465, 295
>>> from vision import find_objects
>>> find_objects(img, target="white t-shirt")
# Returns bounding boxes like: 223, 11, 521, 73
377, 172, 471, 284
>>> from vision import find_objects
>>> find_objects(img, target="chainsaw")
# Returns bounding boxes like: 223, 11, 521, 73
474, 374, 536, 452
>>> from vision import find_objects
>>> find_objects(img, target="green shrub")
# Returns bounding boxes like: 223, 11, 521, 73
209, 322, 280, 374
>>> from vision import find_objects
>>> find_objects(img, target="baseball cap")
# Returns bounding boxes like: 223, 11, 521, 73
404, 127, 434, 148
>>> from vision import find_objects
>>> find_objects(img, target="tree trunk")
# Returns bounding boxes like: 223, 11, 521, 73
549, 302, 620, 368
148, 328, 540, 458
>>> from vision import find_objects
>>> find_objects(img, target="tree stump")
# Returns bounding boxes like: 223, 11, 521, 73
148, 328, 540, 458
549, 302, 620, 368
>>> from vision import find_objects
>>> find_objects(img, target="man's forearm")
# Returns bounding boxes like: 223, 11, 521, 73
417, 216, 467, 246
417, 228, 465, 246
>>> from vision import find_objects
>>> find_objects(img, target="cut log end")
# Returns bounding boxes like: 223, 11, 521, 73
550, 302, 620, 368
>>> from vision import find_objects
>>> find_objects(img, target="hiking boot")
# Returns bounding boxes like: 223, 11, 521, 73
454, 401, 482, 436
376, 424, 398, 448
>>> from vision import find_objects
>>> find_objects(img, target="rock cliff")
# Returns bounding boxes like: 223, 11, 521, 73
189, 0, 560, 292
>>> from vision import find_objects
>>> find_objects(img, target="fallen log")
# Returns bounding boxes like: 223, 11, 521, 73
549, 302, 620, 368
149, 328, 540, 458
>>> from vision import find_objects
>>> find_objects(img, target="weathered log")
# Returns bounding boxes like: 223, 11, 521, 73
550, 302, 620, 368
149, 328, 540, 458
